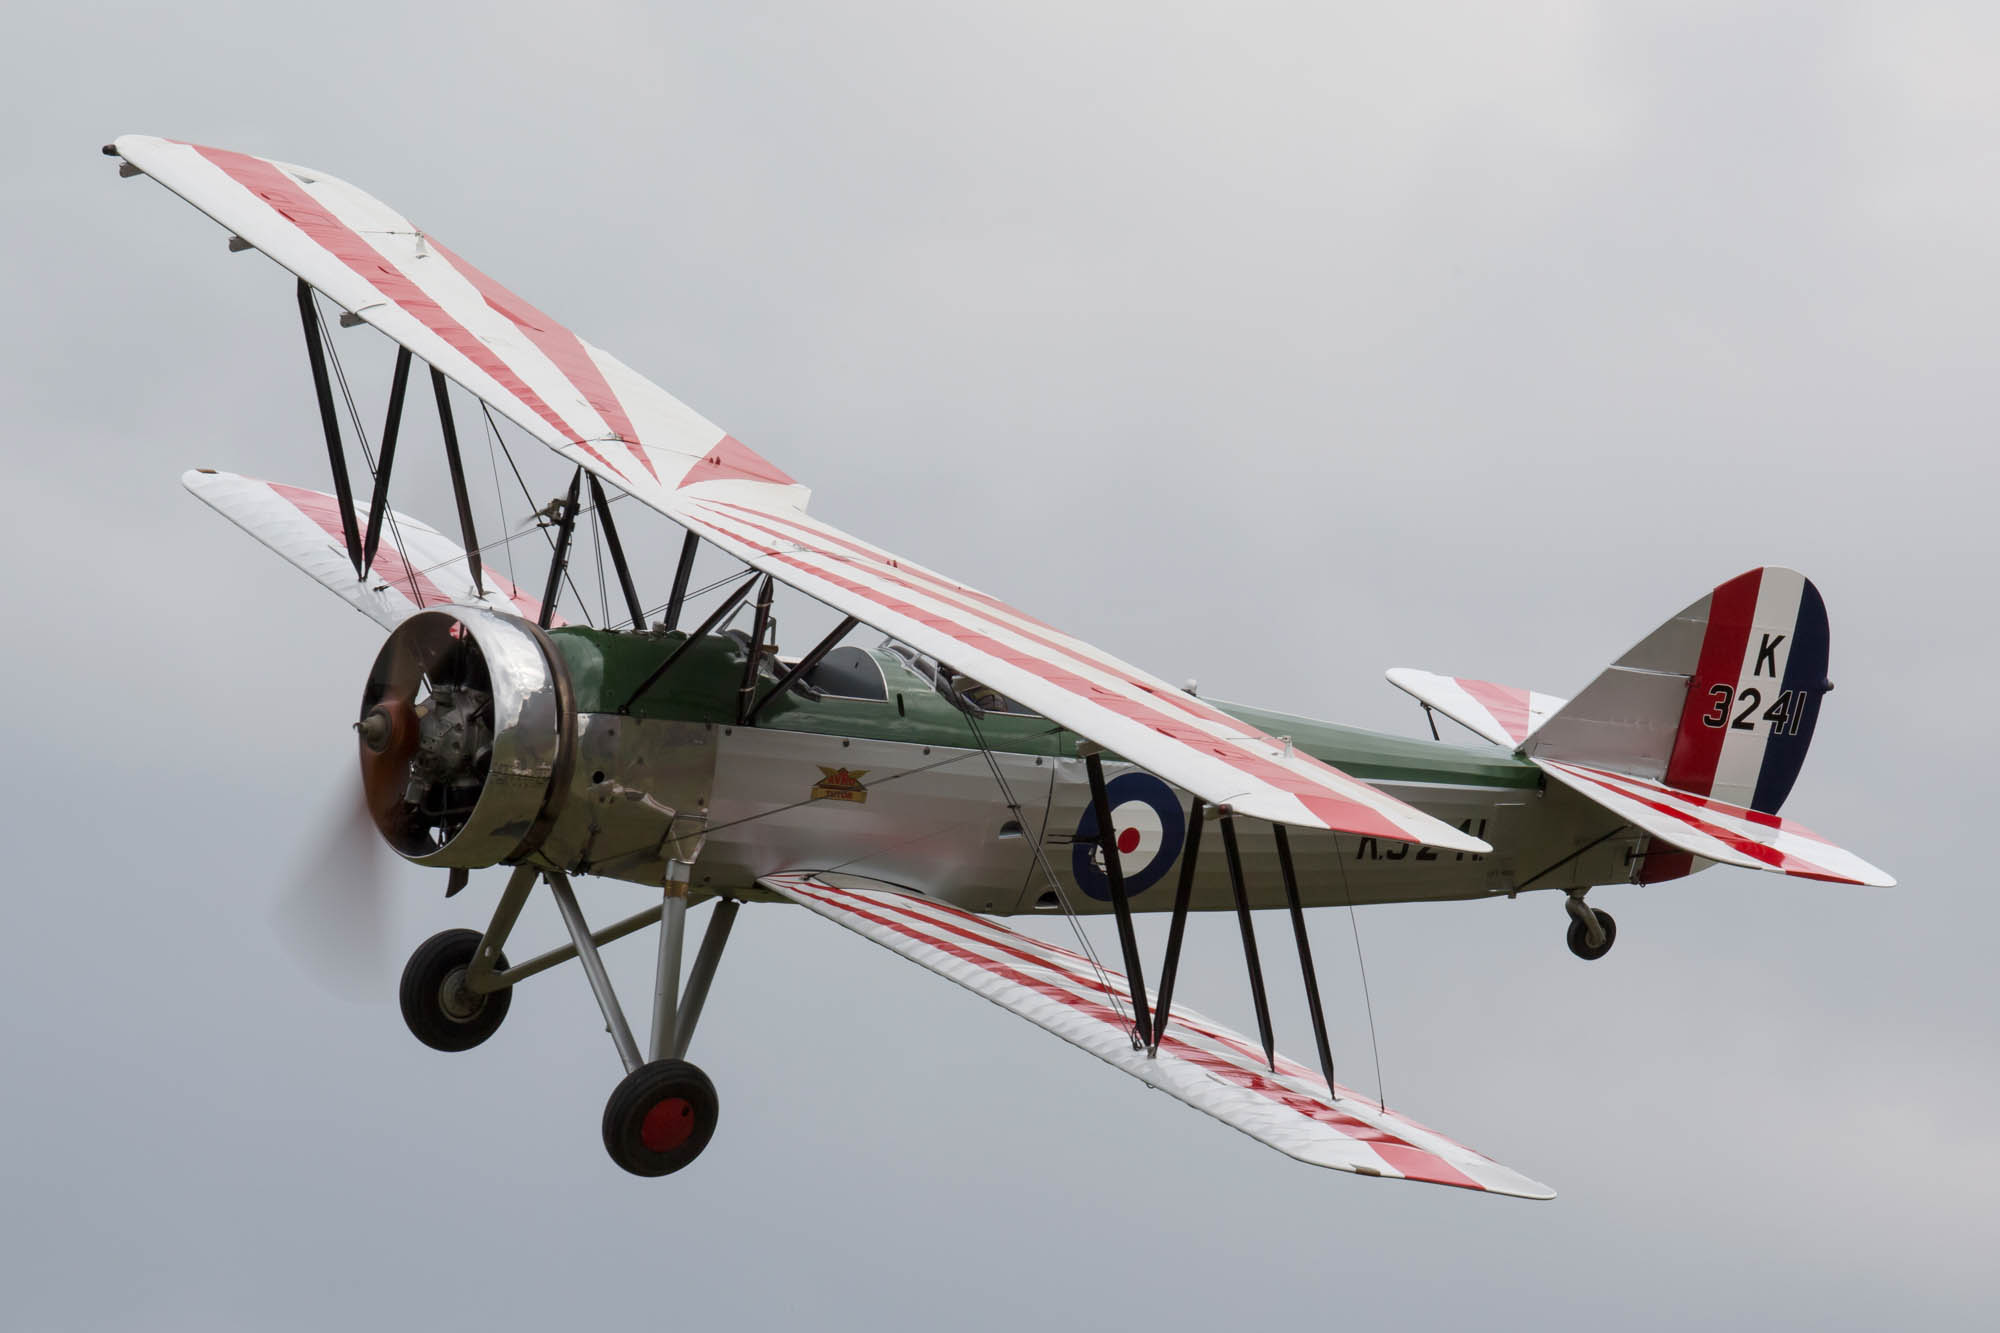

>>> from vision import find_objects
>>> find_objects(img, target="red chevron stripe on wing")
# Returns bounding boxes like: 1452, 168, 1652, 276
682, 500, 1473, 845
1536, 760, 1893, 887
763, 874, 1552, 1197
427, 237, 655, 481
185, 144, 630, 482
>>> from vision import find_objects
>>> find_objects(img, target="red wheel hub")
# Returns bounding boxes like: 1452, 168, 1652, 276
640, 1096, 695, 1152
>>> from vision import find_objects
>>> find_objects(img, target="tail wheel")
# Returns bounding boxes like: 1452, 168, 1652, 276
400, 928, 511, 1051
602, 1059, 719, 1177
1566, 908, 1617, 961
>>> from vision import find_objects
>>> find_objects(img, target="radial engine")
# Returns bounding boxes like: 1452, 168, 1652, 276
356, 607, 712, 881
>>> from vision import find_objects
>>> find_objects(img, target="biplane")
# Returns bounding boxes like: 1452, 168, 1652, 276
106, 135, 1894, 1200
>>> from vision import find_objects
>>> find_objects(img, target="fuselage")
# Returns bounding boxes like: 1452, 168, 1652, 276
539, 627, 1661, 915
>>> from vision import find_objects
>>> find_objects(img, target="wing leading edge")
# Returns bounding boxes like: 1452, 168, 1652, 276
117, 134, 1482, 850
762, 872, 1554, 1199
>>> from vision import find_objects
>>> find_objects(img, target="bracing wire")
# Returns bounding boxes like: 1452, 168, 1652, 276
472, 402, 756, 631
961, 710, 1134, 1039
694, 747, 983, 840
1331, 836, 1387, 1111
314, 297, 424, 606
476, 401, 594, 627
403, 486, 626, 582
482, 405, 516, 591
637, 568, 755, 628
589, 497, 610, 626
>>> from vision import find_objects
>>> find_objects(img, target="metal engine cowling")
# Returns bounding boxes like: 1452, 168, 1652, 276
357, 607, 576, 868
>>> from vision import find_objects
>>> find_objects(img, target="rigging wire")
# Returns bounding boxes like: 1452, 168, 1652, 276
1331, 835, 1387, 1111
482, 404, 517, 592
961, 710, 1133, 1038
590, 497, 610, 627
582, 741, 1013, 872
638, 568, 755, 627
402, 486, 628, 582
476, 401, 594, 627
679, 746, 985, 840
313, 297, 423, 607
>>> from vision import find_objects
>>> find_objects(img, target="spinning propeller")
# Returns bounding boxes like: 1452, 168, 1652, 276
272, 777, 397, 1000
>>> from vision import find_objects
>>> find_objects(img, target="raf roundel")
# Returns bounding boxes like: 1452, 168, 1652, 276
1071, 772, 1188, 901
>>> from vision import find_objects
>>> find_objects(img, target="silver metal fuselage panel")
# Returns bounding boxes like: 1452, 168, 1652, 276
653, 726, 1644, 915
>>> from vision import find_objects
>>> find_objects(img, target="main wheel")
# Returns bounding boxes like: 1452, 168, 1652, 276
602, 1059, 719, 1177
1566, 908, 1617, 961
400, 928, 511, 1051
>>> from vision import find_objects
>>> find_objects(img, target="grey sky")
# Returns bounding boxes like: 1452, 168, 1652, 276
4, 2, 1993, 1328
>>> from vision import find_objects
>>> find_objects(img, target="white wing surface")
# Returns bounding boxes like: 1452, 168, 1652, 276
1385, 668, 1567, 747
762, 872, 1554, 1199
118, 135, 1482, 849
1535, 760, 1894, 887
184, 469, 554, 629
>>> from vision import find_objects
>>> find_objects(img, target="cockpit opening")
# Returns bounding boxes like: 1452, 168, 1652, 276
883, 640, 1041, 718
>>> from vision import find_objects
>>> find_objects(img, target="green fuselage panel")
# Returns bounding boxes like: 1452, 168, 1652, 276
548, 628, 1540, 792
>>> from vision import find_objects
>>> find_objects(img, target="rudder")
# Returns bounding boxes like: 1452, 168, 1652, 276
1524, 567, 1831, 814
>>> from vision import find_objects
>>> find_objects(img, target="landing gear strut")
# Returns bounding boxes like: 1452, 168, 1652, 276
412, 851, 736, 1177
1564, 892, 1616, 961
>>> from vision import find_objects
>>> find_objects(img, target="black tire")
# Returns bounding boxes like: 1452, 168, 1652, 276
400, 928, 511, 1052
602, 1059, 719, 1177
1566, 908, 1617, 961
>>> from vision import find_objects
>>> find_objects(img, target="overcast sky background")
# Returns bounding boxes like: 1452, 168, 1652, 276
4, 2, 1994, 1328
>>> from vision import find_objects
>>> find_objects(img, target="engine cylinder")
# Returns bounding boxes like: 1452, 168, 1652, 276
358, 607, 576, 868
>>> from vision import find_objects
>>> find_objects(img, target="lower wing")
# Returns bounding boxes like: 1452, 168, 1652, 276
184, 469, 554, 628
761, 871, 1554, 1199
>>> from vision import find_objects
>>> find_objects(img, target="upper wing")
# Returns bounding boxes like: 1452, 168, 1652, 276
667, 499, 1481, 845
115, 137, 795, 510
1536, 759, 1895, 887
116, 135, 1481, 850
1385, 668, 1567, 747
184, 468, 554, 628
762, 871, 1554, 1199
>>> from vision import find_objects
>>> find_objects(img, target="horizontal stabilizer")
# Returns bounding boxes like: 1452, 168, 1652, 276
184, 469, 554, 630
762, 872, 1554, 1199
1535, 760, 1894, 887
1386, 669, 1567, 747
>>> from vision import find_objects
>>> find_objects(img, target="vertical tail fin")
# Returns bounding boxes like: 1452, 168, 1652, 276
1523, 568, 1830, 815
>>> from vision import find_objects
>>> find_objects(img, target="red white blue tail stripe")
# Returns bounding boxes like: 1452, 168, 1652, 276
1524, 567, 1836, 817
1660, 568, 1830, 813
